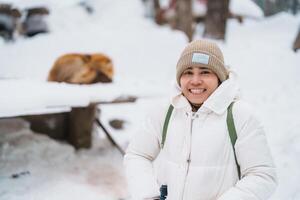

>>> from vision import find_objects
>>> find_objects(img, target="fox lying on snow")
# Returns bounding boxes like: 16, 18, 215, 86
48, 53, 114, 84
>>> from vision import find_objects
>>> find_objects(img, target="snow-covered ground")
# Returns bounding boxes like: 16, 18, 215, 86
0, 0, 300, 199
0, 118, 127, 200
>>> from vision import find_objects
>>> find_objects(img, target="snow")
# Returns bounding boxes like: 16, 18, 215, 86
0, 119, 127, 200
192, 0, 263, 18
230, 0, 264, 18
1, 0, 300, 199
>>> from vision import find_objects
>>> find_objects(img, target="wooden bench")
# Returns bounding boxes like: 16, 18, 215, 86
0, 79, 135, 151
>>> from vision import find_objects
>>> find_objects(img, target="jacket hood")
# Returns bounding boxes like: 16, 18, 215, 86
171, 71, 241, 115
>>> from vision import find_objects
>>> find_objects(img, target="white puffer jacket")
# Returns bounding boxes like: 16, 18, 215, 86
124, 73, 277, 200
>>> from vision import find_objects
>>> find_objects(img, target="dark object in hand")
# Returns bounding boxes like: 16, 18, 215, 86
160, 185, 168, 200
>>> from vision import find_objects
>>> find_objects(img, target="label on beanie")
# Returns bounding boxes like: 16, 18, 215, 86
192, 53, 209, 65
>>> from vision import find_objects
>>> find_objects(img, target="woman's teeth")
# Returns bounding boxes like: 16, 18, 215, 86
189, 88, 205, 94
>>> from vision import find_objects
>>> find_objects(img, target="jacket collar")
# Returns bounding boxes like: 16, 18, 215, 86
171, 71, 240, 115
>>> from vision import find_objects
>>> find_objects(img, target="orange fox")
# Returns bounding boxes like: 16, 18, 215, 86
47, 53, 114, 84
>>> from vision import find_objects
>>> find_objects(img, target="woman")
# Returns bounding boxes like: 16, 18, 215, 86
124, 40, 277, 200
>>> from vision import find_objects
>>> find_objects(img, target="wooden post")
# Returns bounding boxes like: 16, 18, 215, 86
68, 104, 96, 149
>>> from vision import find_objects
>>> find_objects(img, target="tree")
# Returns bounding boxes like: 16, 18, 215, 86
292, 0, 299, 14
175, 0, 193, 41
203, 0, 230, 40
293, 27, 300, 52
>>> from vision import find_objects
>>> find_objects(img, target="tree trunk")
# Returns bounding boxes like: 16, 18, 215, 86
264, 0, 277, 16
153, 0, 160, 12
293, 27, 300, 52
175, 0, 193, 41
203, 0, 230, 40
292, 0, 298, 15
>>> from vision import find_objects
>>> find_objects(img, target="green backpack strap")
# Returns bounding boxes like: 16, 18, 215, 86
161, 105, 174, 149
227, 102, 241, 179
161, 102, 241, 179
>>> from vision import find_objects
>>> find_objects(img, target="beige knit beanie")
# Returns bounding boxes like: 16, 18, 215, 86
176, 40, 228, 85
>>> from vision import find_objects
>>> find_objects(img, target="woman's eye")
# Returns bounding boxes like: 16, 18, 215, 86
183, 70, 193, 75
200, 70, 211, 74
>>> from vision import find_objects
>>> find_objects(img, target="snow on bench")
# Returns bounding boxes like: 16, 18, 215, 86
0, 78, 133, 118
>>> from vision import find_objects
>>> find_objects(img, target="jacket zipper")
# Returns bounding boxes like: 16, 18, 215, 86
181, 114, 195, 200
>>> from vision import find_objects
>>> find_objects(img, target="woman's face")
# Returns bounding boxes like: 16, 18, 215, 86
180, 67, 219, 106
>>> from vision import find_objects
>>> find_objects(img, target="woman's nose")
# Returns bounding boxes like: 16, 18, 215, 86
191, 75, 202, 84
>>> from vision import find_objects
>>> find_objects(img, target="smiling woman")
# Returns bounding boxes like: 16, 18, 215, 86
180, 67, 219, 111
124, 40, 277, 200
175, 40, 226, 112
